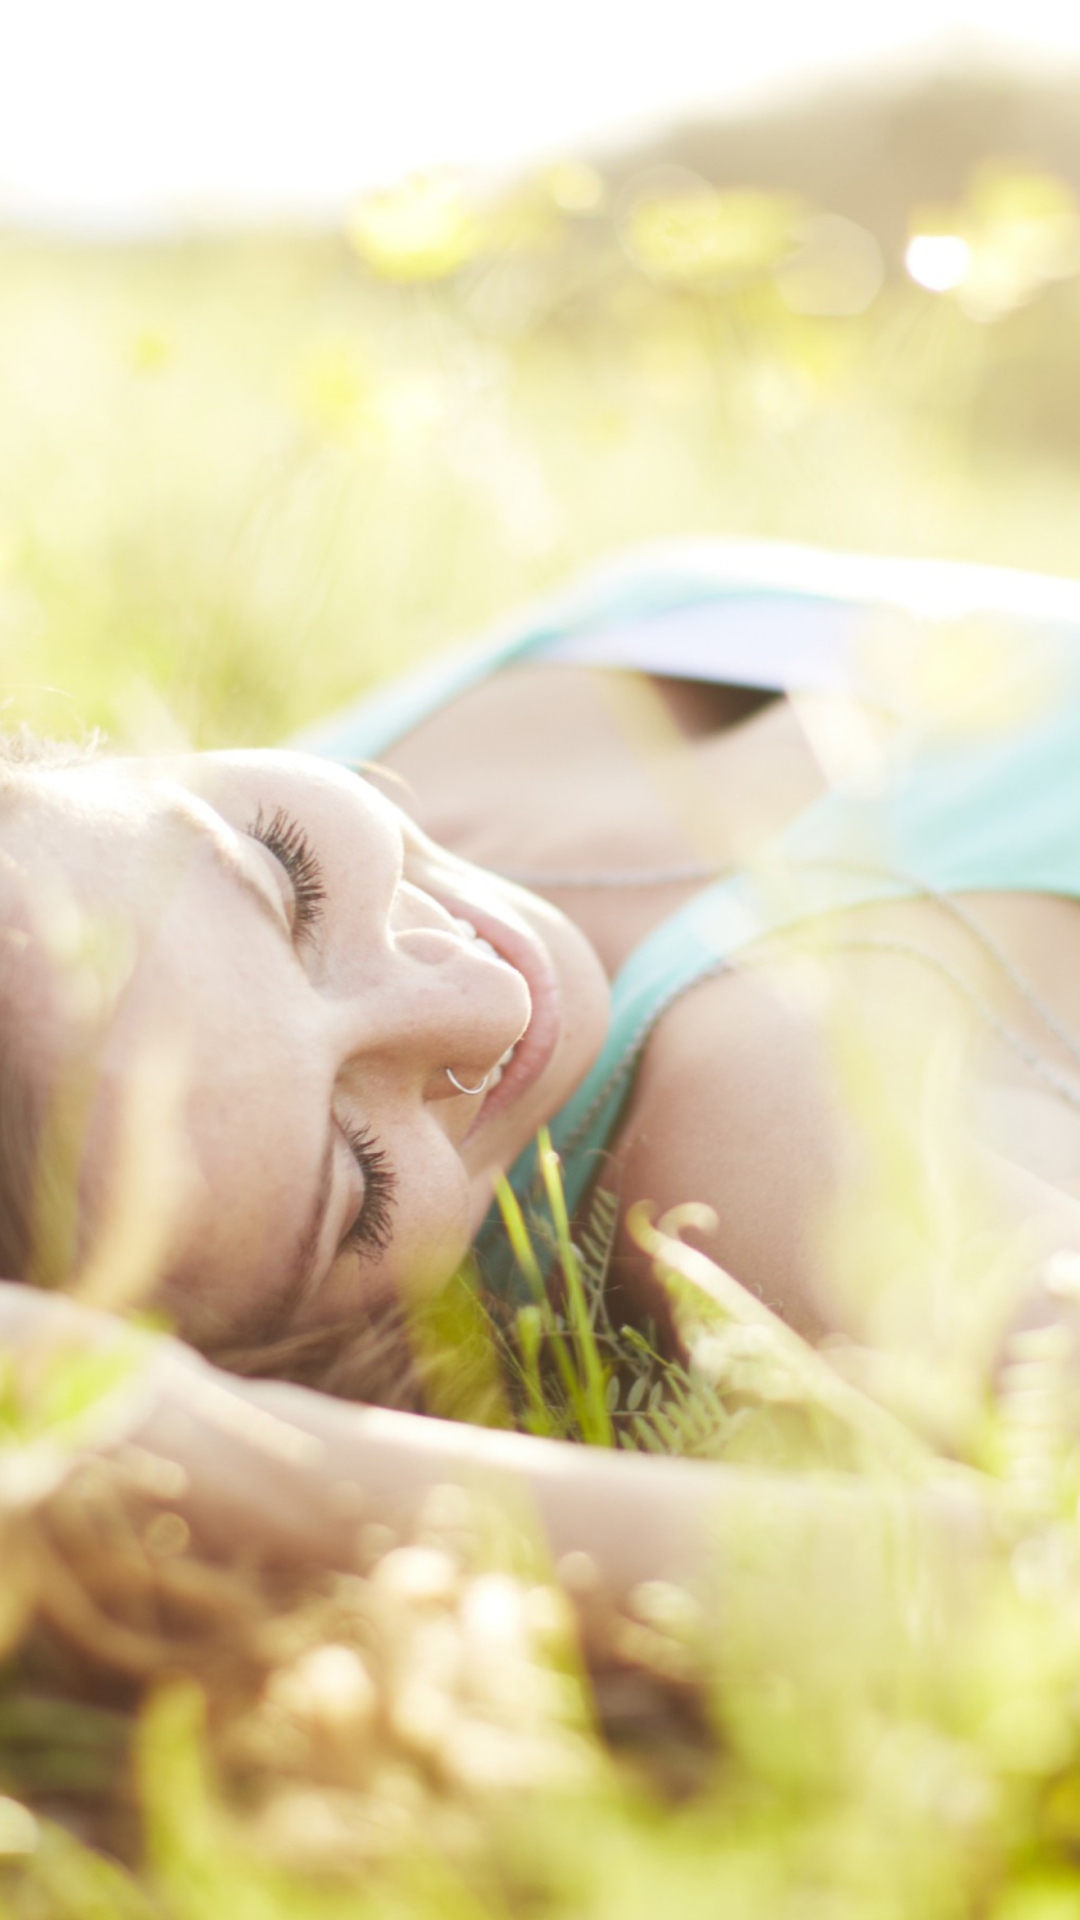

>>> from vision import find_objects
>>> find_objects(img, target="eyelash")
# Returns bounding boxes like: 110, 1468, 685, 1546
248, 805, 327, 942
342, 1121, 398, 1259
248, 806, 395, 1259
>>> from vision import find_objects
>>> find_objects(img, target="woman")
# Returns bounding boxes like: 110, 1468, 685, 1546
3, 537, 1079, 1591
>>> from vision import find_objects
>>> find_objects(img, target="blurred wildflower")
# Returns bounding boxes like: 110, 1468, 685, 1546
620, 168, 800, 287
961, 162, 1080, 320
347, 172, 487, 282
373, 1545, 460, 1607
295, 340, 376, 440
266, 1642, 378, 1739
906, 164, 1080, 320
128, 330, 171, 376
543, 160, 606, 215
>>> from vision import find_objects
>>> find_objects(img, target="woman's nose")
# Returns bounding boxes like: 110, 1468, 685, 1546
331, 899, 531, 1097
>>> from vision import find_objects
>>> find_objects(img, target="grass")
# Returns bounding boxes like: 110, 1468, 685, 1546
4, 164, 1080, 752
6, 153, 1080, 1914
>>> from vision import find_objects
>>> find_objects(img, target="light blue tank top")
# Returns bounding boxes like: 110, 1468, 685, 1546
289, 540, 1080, 1294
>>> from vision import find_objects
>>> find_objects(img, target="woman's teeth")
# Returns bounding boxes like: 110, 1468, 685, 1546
485, 1042, 517, 1090
452, 916, 501, 963
452, 914, 502, 963
450, 918, 519, 1091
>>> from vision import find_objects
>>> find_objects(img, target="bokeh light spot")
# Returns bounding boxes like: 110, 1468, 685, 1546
905, 233, 971, 292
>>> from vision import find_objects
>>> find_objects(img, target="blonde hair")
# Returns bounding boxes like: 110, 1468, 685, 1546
207, 1300, 427, 1409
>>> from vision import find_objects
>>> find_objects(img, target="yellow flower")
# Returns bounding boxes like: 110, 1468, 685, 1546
347, 173, 486, 283
623, 178, 800, 287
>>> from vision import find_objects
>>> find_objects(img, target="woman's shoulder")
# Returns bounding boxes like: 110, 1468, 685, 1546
603, 886, 1080, 1347
603, 958, 840, 1339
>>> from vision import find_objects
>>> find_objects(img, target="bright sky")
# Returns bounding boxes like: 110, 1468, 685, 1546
3, 0, 1080, 232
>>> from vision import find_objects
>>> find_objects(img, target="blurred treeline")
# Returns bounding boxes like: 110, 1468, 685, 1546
2, 64, 1080, 747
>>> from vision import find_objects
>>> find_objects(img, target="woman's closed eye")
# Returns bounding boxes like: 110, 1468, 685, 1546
248, 805, 327, 943
342, 1120, 398, 1260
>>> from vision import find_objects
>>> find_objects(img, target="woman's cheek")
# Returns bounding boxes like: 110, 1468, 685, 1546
466, 1163, 502, 1239
389, 1158, 473, 1300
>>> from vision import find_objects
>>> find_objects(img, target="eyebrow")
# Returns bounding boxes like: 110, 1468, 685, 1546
209, 832, 292, 948
166, 795, 292, 951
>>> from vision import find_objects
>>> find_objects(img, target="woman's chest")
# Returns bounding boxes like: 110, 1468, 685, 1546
374, 663, 823, 972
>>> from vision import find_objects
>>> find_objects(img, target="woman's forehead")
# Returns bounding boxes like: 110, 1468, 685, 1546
25, 744, 395, 826
8, 788, 171, 951
1, 743, 408, 1030
1, 766, 235, 1032
8, 757, 181, 864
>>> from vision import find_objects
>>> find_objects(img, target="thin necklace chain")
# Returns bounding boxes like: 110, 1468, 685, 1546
763, 932, 1080, 1119
821, 859, 1080, 1077
494, 849, 1080, 1117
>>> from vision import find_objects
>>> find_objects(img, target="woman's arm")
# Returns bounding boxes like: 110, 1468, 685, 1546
0, 1279, 725, 1592
0, 1281, 984, 1606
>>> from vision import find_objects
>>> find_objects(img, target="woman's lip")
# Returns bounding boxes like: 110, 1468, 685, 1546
424, 884, 563, 1132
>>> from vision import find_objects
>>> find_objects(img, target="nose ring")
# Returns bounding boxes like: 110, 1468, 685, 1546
445, 1066, 490, 1097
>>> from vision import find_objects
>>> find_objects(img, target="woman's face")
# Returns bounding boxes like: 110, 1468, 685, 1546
10, 750, 610, 1339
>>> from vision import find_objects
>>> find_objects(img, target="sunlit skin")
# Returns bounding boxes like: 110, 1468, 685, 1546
4, 750, 610, 1342
10, 666, 1080, 1367
2, 654, 1080, 1611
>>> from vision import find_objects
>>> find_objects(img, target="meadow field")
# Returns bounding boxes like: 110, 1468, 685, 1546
6, 96, 1080, 1918
4, 114, 1080, 752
